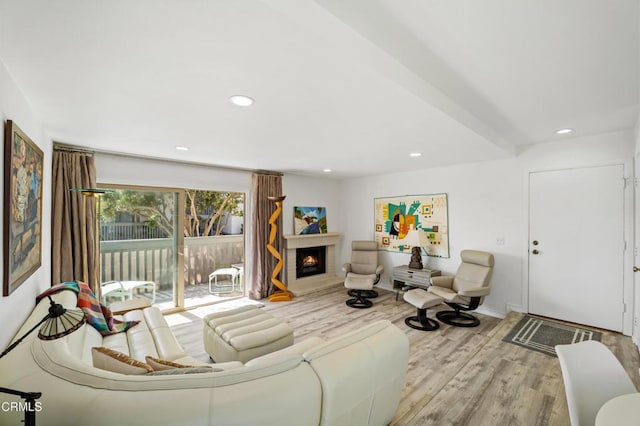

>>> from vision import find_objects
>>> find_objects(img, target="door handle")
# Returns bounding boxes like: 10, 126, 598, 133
634, 266, 640, 272
532, 249, 539, 255
532, 240, 539, 246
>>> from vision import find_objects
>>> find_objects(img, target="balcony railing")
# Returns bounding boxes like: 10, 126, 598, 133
101, 223, 169, 241
100, 235, 244, 291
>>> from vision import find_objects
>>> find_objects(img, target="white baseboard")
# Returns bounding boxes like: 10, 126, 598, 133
477, 303, 524, 320
505, 303, 525, 313
476, 305, 506, 319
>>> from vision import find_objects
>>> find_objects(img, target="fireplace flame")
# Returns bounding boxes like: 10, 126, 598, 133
303, 255, 318, 267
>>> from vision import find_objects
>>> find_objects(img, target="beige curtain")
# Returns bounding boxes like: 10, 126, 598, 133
248, 172, 283, 300
51, 147, 99, 296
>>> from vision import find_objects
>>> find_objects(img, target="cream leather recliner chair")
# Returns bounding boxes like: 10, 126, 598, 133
427, 249, 494, 327
342, 241, 383, 308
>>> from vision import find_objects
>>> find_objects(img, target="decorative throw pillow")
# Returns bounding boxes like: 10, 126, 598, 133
144, 356, 211, 372
146, 367, 214, 376
92, 347, 153, 375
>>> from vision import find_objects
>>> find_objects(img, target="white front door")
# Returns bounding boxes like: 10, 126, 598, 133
528, 165, 625, 331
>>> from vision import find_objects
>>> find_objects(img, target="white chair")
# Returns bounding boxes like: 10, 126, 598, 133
427, 250, 494, 327
101, 280, 156, 304
209, 268, 240, 294
342, 241, 383, 308
101, 280, 128, 303
120, 280, 156, 303
556, 340, 638, 426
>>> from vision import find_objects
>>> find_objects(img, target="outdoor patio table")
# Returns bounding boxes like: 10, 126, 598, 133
208, 268, 240, 294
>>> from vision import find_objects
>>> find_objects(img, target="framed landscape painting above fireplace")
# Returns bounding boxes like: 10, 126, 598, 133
294, 206, 327, 235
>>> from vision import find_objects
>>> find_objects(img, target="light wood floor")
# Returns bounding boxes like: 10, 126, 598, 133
168, 285, 640, 426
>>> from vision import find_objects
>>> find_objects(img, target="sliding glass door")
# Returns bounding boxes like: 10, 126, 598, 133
183, 189, 245, 308
99, 186, 183, 310
98, 184, 245, 311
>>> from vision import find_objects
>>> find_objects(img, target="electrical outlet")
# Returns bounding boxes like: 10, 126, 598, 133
496, 237, 505, 246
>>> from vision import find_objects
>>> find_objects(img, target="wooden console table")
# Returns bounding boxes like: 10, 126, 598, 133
393, 265, 441, 300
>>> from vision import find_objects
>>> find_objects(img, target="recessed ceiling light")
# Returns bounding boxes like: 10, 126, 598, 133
175, 146, 189, 151
229, 95, 254, 107
323, 169, 332, 173
556, 128, 573, 135
409, 152, 422, 157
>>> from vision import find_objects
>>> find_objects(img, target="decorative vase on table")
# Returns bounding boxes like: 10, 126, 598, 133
408, 246, 424, 269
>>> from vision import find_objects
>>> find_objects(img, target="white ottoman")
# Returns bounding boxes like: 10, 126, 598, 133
203, 305, 294, 363
403, 289, 443, 331
344, 273, 377, 308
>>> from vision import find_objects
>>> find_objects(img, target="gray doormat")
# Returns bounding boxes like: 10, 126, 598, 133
502, 315, 602, 356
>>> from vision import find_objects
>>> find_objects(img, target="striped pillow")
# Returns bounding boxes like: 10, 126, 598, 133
92, 347, 153, 375
145, 356, 210, 372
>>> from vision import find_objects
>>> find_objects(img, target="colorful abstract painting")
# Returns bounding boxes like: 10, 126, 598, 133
374, 194, 449, 257
294, 206, 328, 235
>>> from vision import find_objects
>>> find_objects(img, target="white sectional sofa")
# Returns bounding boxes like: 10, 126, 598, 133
0, 290, 409, 425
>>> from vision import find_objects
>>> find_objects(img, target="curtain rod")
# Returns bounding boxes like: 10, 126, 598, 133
254, 170, 283, 177
54, 143, 283, 176
53, 142, 95, 155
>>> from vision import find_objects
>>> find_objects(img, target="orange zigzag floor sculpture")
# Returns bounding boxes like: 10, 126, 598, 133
267, 196, 293, 302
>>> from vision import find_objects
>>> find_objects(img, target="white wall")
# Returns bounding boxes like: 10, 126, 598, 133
282, 175, 341, 236
339, 130, 634, 319
0, 60, 52, 348
95, 154, 253, 193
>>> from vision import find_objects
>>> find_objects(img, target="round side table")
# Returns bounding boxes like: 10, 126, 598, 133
595, 393, 640, 426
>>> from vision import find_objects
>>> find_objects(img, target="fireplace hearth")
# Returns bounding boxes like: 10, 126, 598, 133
296, 246, 326, 278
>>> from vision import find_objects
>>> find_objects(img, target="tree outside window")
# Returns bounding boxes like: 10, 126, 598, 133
101, 189, 243, 240
184, 190, 243, 237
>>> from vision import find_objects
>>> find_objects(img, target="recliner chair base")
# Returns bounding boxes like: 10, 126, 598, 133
405, 308, 439, 331
347, 289, 378, 299
346, 293, 373, 309
436, 310, 480, 327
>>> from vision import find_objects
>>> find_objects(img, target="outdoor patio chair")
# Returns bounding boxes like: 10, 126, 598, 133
209, 268, 240, 294
101, 280, 128, 303
119, 280, 156, 303
101, 280, 156, 304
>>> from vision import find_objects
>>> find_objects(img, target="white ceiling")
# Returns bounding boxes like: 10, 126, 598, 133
0, 0, 637, 178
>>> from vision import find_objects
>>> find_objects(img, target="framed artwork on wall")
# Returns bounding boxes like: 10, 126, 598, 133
374, 193, 449, 258
294, 206, 328, 235
3, 120, 43, 296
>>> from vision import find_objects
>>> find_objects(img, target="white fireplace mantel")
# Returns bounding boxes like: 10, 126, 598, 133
283, 232, 343, 295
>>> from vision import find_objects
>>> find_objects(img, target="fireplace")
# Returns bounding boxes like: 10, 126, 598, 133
296, 246, 326, 278
284, 232, 342, 296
